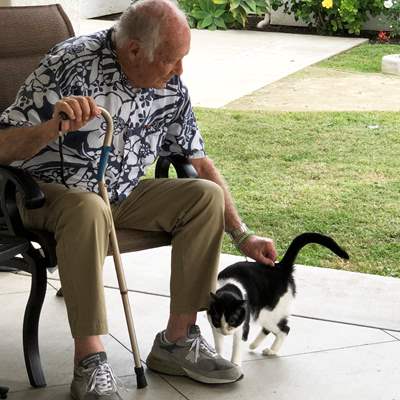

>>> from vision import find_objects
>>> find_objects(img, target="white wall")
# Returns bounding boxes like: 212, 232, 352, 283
81, 0, 129, 18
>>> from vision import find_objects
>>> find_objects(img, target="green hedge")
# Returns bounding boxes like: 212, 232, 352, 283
178, 0, 269, 29
271, 0, 384, 35
178, 0, 387, 36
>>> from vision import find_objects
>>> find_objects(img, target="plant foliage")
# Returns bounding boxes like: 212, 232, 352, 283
269, 0, 384, 35
179, 0, 270, 29
383, 0, 400, 38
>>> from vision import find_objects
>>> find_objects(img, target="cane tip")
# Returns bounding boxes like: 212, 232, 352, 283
135, 367, 148, 389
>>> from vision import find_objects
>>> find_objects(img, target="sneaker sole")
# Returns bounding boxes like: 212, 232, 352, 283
146, 353, 186, 376
146, 354, 243, 384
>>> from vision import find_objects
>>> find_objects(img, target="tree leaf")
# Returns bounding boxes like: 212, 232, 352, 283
215, 8, 227, 17
241, 3, 253, 13
198, 0, 211, 11
230, 0, 241, 10
244, 0, 257, 13
198, 14, 213, 28
215, 16, 228, 28
192, 9, 209, 19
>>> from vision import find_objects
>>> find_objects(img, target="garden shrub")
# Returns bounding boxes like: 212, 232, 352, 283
269, 0, 384, 35
178, 0, 269, 29
383, 0, 400, 38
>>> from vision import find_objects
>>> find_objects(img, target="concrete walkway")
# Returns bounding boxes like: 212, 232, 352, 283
78, 19, 367, 108
1, 249, 399, 399
1, 18, 399, 400
226, 65, 400, 111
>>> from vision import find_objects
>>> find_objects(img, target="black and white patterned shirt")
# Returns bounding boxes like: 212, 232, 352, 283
0, 29, 205, 202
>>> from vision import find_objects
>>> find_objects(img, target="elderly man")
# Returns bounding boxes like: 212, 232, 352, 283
0, 0, 277, 398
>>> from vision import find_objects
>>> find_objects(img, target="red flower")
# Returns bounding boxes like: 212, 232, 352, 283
378, 31, 390, 42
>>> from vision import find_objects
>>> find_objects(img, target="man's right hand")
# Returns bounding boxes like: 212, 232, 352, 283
52, 96, 101, 133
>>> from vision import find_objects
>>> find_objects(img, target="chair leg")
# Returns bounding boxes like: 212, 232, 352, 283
23, 257, 47, 388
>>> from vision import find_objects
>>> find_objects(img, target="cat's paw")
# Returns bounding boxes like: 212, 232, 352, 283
262, 348, 278, 356
249, 342, 258, 350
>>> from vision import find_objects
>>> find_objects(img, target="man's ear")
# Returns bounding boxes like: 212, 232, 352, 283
127, 39, 141, 59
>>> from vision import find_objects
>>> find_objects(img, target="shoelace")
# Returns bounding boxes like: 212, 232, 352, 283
86, 362, 119, 396
187, 335, 217, 363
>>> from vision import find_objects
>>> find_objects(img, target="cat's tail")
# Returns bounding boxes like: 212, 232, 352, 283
277, 232, 349, 272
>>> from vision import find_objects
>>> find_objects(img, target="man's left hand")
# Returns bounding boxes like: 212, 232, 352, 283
239, 235, 277, 266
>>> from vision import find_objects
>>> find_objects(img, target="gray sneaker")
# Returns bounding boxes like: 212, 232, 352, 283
71, 352, 123, 399
146, 325, 242, 384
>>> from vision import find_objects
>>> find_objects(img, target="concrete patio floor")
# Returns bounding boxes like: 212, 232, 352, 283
1, 17, 399, 400
1, 249, 400, 399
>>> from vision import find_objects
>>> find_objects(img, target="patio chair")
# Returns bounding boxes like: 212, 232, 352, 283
0, 236, 30, 399
0, 4, 197, 389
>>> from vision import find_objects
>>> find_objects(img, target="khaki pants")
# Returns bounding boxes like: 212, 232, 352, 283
19, 178, 225, 338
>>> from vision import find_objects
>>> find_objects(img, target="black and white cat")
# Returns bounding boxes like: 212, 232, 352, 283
207, 232, 349, 366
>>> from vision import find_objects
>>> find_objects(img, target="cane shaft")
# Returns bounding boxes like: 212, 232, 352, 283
99, 181, 143, 368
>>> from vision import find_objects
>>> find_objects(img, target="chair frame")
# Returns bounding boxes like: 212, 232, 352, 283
0, 233, 30, 398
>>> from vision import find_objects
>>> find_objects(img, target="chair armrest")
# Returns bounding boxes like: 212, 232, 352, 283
155, 155, 198, 179
0, 235, 29, 262
0, 165, 45, 236
0, 165, 45, 210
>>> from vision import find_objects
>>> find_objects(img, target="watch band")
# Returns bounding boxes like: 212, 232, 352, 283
227, 223, 255, 251
228, 223, 249, 241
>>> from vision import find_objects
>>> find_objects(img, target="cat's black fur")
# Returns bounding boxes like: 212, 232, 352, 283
208, 232, 349, 363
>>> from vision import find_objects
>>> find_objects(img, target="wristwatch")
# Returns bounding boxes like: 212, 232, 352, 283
227, 223, 255, 250
227, 223, 250, 242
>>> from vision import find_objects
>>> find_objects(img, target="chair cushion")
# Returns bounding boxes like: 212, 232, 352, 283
28, 229, 171, 269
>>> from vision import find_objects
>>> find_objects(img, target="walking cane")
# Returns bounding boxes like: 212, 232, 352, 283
96, 107, 147, 389
58, 107, 147, 388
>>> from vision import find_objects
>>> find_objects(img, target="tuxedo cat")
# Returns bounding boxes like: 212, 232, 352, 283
207, 233, 349, 366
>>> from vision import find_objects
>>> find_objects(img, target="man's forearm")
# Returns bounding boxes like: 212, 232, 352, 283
191, 157, 242, 232
0, 119, 59, 164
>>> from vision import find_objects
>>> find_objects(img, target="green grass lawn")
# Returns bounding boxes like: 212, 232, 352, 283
193, 108, 400, 278
318, 43, 400, 73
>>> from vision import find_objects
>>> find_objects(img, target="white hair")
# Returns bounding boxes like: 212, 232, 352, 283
114, 0, 187, 61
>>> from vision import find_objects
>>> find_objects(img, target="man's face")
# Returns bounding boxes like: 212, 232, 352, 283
126, 26, 191, 89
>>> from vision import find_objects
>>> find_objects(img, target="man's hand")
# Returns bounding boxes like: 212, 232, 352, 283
239, 235, 277, 267
52, 96, 101, 132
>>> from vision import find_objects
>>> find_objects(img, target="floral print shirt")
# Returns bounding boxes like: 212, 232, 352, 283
0, 29, 205, 202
